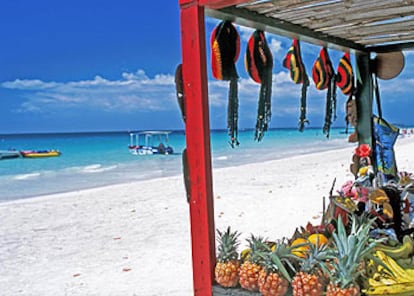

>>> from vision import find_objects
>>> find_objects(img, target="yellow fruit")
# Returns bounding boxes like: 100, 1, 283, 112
258, 269, 289, 296
374, 235, 414, 259
215, 260, 240, 287
239, 261, 263, 291
308, 234, 328, 248
291, 238, 310, 258
215, 227, 241, 288
292, 272, 324, 296
326, 283, 360, 296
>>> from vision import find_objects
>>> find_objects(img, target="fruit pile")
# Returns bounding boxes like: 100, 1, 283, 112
215, 212, 414, 296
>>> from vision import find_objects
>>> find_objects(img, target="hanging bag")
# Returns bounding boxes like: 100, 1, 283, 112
372, 74, 399, 185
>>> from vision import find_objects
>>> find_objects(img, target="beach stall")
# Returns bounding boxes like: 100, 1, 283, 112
177, 1, 414, 295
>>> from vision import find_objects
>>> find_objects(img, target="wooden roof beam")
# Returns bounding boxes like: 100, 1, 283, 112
368, 41, 414, 53
198, 0, 251, 9
206, 5, 367, 53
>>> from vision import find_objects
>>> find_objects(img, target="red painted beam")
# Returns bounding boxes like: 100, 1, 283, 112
179, 1, 216, 295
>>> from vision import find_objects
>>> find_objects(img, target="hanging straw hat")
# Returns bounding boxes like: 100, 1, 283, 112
210, 21, 240, 147
283, 39, 310, 132
374, 51, 405, 80
245, 30, 273, 142
336, 52, 354, 96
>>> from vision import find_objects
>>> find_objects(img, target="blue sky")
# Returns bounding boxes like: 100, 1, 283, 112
0, 1, 413, 134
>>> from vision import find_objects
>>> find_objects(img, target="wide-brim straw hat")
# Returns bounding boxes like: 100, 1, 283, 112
374, 51, 405, 80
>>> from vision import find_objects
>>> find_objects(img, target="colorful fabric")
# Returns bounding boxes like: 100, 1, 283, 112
374, 116, 400, 185
312, 47, 336, 138
312, 47, 334, 90
211, 21, 240, 81
283, 39, 310, 132
336, 52, 354, 95
245, 30, 273, 142
283, 39, 306, 84
210, 21, 240, 147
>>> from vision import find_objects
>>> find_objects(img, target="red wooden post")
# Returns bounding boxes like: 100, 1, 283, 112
178, 1, 216, 295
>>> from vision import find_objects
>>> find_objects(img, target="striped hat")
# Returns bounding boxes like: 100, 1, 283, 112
336, 52, 354, 95
283, 39, 307, 84
312, 47, 334, 90
283, 39, 310, 132
211, 21, 240, 81
312, 47, 336, 138
210, 21, 240, 147
245, 30, 273, 141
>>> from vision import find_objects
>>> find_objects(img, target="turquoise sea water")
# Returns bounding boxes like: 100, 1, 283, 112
0, 128, 353, 201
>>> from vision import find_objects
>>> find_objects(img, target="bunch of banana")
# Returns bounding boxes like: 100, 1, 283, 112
373, 235, 414, 259
365, 282, 414, 296
397, 256, 414, 269
240, 241, 276, 262
363, 250, 414, 295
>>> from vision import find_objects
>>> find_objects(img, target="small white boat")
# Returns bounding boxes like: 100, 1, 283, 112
0, 149, 20, 160
128, 131, 174, 155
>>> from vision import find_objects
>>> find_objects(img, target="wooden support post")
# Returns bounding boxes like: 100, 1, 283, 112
179, 1, 216, 295
355, 53, 373, 147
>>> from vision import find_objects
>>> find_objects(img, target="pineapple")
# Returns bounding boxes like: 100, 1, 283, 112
214, 227, 241, 288
258, 241, 296, 296
326, 214, 380, 296
239, 235, 269, 291
292, 241, 333, 296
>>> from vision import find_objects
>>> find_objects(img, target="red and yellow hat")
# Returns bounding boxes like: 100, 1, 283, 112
312, 47, 334, 90
210, 21, 241, 147
210, 21, 240, 81
283, 39, 310, 132
245, 30, 273, 141
336, 52, 354, 95
283, 39, 307, 84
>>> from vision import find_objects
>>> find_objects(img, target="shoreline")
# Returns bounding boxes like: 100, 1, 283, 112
2, 135, 410, 205
0, 127, 352, 202
1, 140, 354, 204
1, 137, 414, 295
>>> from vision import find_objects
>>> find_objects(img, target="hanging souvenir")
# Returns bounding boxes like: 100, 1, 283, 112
174, 64, 186, 123
345, 97, 358, 142
336, 52, 358, 141
373, 74, 400, 185
283, 39, 310, 132
312, 47, 336, 138
245, 30, 273, 142
336, 52, 354, 96
211, 21, 240, 147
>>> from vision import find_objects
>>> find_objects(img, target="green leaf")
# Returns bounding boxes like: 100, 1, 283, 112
270, 253, 292, 282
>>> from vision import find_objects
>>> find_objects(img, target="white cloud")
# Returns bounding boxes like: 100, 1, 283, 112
268, 38, 282, 54
2, 70, 177, 114
2, 79, 58, 90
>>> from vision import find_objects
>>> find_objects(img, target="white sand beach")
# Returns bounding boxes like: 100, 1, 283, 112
1, 137, 414, 296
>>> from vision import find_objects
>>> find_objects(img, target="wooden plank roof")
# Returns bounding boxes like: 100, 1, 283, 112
205, 0, 414, 53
